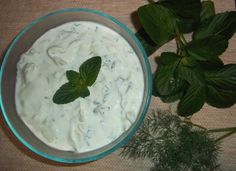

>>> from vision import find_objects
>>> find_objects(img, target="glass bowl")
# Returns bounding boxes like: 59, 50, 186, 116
0, 8, 152, 163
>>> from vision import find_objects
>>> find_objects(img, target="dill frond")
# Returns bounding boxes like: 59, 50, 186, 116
121, 109, 220, 171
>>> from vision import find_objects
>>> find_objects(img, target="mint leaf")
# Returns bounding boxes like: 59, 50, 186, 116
135, 28, 159, 56
181, 57, 198, 67
177, 65, 206, 116
66, 70, 81, 85
178, 85, 206, 116
178, 65, 205, 86
53, 83, 89, 104
199, 58, 224, 71
137, 0, 201, 48
159, 0, 202, 33
206, 85, 236, 108
186, 35, 228, 62
159, 0, 201, 19
77, 86, 90, 98
200, 1, 215, 22
138, 4, 176, 46
159, 52, 180, 65
53, 56, 101, 104
205, 64, 236, 90
79, 56, 102, 86
161, 91, 184, 103
193, 11, 236, 40
155, 52, 184, 96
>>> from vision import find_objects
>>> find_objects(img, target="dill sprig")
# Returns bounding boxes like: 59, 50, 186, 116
121, 109, 220, 171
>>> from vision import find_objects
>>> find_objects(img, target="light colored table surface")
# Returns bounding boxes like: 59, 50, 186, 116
0, 0, 236, 170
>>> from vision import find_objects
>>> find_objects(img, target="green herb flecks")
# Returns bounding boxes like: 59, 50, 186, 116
53, 56, 102, 104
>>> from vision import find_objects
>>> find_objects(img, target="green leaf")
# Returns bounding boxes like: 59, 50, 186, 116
199, 58, 224, 71
200, 1, 215, 22
159, 80, 188, 103
193, 11, 236, 40
159, 0, 201, 19
79, 56, 102, 86
177, 19, 198, 34
205, 64, 236, 90
135, 28, 159, 56
181, 57, 198, 67
206, 85, 236, 108
178, 65, 205, 86
53, 83, 89, 104
138, 4, 176, 46
178, 85, 206, 116
77, 86, 90, 98
155, 52, 183, 96
158, 0, 202, 33
186, 35, 228, 62
159, 52, 180, 65
53, 56, 102, 104
66, 70, 81, 84
161, 91, 184, 103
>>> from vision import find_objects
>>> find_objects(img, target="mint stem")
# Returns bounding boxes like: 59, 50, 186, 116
175, 27, 187, 56
175, 27, 186, 46
180, 33, 187, 45
176, 37, 181, 55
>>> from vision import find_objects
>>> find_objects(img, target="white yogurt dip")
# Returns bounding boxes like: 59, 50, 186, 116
15, 21, 144, 152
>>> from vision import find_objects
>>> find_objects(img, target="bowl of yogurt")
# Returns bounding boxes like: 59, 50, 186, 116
0, 8, 152, 163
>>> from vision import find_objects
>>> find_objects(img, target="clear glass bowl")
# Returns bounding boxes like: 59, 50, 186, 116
0, 8, 152, 163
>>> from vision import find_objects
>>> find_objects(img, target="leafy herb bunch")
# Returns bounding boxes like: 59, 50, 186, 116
137, 0, 236, 116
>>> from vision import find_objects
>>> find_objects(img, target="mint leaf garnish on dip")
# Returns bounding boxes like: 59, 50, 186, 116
53, 56, 102, 104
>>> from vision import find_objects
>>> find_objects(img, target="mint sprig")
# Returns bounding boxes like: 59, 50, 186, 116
136, 0, 236, 116
53, 56, 102, 104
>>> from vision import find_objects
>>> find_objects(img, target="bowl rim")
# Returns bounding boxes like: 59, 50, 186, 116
0, 8, 152, 163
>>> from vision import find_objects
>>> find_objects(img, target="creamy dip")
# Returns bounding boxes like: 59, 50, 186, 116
15, 21, 144, 152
